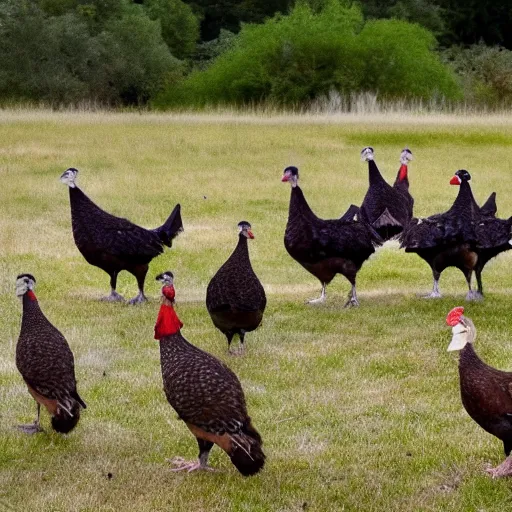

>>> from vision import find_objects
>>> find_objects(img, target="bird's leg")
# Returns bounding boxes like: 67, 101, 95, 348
227, 333, 237, 355
17, 403, 43, 434
307, 283, 326, 304
102, 272, 125, 302
233, 331, 246, 356
468, 268, 484, 301
169, 439, 216, 473
128, 266, 148, 305
423, 273, 442, 299
486, 456, 512, 478
344, 284, 360, 308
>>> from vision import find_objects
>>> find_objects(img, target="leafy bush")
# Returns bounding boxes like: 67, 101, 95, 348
0, 1, 181, 106
444, 43, 512, 107
154, 0, 460, 108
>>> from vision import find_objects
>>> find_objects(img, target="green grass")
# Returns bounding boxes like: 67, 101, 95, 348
2, 110, 512, 511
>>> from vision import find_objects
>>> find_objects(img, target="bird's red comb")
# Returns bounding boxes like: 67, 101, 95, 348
446, 306, 464, 326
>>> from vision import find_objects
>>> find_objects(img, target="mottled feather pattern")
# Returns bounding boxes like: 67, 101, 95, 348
16, 294, 83, 409
458, 344, 512, 451
206, 236, 266, 314
159, 333, 251, 437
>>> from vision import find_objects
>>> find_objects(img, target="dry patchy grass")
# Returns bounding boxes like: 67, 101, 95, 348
2, 111, 512, 511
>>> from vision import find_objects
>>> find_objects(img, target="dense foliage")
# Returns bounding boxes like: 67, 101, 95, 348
155, 2, 460, 107
0, 0, 510, 108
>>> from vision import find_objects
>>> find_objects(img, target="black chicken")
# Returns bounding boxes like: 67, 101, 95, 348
60, 168, 183, 304
154, 272, 265, 475
15, 274, 87, 434
359, 147, 414, 240
446, 306, 512, 478
282, 166, 382, 307
401, 170, 512, 299
206, 221, 266, 355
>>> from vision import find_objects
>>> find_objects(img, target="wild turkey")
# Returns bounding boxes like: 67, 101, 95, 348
282, 166, 382, 307
15, 274, 87, 434
359, 147, 414, 240
206, 221, 266, 355
60, 168, 183, 304
446, 306, 512, 478
401, 170, 512, 299
154, 272, 265, 475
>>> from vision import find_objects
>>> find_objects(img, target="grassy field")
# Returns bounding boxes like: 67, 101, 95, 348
2, 111, 512, 511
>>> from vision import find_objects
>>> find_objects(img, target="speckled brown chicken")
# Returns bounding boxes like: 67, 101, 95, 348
15, 274, 86, 434
155, 272, 265, 475
206, 221, 266, 354
447, 306, 512, 478
60, 168, 182, 304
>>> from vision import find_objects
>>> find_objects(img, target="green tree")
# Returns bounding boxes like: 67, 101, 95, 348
143, 0, 200, 58
97, 11, 181, 105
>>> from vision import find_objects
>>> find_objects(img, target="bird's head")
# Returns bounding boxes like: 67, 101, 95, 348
398, 148, 412, 181
360, 147, 374, 162
16, 273, 36, 297
155, 271, 174, 286
60, 168, 79, 188
281, 166, 299, 187
238, 221, 254, 239
450, 169, 471, 186
446, 306, 476, 351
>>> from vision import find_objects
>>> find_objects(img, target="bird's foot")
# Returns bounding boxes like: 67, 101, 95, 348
228, 346, 245, 356
344, 297, 360, 308
168, 456, 216, 473
101, 291, 125, 302
466, 290, 484, 302
422, 291, 442, 299
486, 457, 512, 478
16, 422, 43, 435
307, 296, 326, 305
128, 294, 147, 305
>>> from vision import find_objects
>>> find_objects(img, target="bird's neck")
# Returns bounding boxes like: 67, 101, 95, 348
450, 180, 476, 214
368, 160, 387, 187
289, 185, 316, 221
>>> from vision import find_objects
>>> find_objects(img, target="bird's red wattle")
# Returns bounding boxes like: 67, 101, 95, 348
450, 176, 461, 185
446, 306, 464, 326
154, 302, 183, 339
398, 164, 408, 181
162, 285, 176, 302
27, 290, 37, 301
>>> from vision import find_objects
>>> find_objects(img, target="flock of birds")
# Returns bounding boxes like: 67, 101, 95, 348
12, 148, 512, 479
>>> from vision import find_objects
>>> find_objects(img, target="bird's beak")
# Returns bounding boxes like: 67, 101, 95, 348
450, 175, 461, 186
447, 323, 468, 351
247, 230, 254, 239
281, 174, 289, 182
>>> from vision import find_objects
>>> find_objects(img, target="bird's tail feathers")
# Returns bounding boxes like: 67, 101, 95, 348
154, 204, 183, 247
229, 421, 265, 476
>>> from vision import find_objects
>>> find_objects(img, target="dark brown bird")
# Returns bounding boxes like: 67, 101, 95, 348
359, 147, 414, 240
155, 272, 265, 475
206, 221, 266, 355
447, 306, 512, 478
15, 274, 86, 434
401, 170, 512, 299
60, 168, 183, 304
282, 166, 382, 307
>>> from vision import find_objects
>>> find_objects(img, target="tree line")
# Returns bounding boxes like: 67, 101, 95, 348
1, 0, 511, 108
